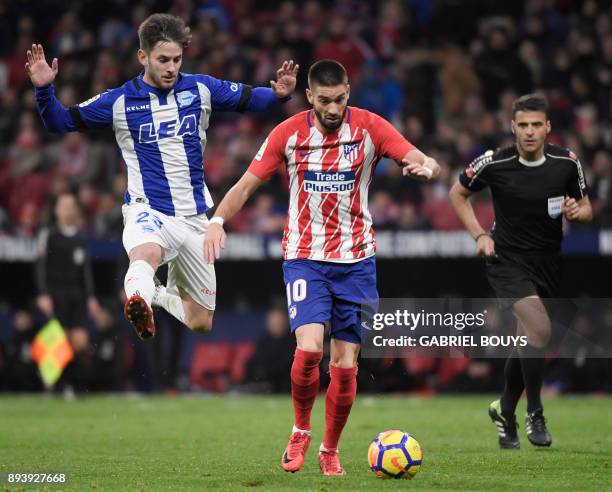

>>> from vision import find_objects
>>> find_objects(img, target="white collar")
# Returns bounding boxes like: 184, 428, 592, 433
518, 155, 546, 167
59, 225, 78, 237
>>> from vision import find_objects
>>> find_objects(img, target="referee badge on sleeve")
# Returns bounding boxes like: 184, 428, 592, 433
547, 196, 564, 219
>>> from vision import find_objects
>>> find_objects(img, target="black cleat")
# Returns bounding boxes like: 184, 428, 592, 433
489, 399, 520, 449
525, 409, 552, 447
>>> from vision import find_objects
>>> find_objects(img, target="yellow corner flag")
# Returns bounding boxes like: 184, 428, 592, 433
31, 319, 74, 388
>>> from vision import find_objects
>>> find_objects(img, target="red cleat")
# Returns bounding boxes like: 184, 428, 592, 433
281, 432, 311, 473
124, 294, 155, 340
319, 449, 346, 476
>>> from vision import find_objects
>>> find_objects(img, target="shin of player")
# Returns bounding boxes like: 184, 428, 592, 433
449, 93, 592, 449
203, 60, 439, 474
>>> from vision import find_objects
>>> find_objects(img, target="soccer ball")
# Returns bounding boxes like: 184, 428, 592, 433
368, 429, 423, 479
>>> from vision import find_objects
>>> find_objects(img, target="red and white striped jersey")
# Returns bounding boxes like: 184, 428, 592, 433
248, 107, 415, 262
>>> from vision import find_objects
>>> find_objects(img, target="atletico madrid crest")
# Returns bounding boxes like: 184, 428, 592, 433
343, 142, 360, 162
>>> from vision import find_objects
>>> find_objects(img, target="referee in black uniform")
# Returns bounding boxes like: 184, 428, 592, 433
449, 94, 592, 449
36, 193, 100, 335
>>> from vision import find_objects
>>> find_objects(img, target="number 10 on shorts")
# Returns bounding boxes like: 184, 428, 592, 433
286, 279, 307, 305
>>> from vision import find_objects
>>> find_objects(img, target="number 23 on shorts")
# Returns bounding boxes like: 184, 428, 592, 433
135, 211, 163, 229
286, 279, 307, 305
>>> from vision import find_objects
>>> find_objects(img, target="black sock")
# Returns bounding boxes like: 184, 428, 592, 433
500, 349, 524, 419
518, 345, 546, 414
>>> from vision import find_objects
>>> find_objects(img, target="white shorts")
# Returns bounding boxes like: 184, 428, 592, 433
122, 203, 216, 310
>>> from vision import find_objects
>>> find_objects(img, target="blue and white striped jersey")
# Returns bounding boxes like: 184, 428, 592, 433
71, 73, 250, 216
37, 71, 286, 216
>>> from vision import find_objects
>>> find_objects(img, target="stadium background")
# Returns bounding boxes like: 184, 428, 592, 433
0, 0, 610, 394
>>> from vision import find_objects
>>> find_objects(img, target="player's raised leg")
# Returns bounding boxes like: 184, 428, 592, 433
164, 225, 216, 333
281, 323, 324, 472
318, 338, 359, 476
124, 242, 162, 340
151, 278, 212, 333
177, 287, 214, 333
152, 275, 187, 325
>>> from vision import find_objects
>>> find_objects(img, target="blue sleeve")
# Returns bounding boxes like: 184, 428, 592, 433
247, 87, 290, 112
35, 85, 117, 133
35, 85, 78, 133
199, 75, 289, 113
72, 90, 119, 129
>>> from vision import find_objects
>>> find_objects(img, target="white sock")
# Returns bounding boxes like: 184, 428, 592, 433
124, 260, 155, 307
152, 284, 186, 324
319, 444, 337, 453
292, 425, 311, 435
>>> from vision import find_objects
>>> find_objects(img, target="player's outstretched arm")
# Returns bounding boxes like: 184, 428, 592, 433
401, 149, 440, 182
270, 60, 299, 98
204, 171, 265, 264
26, 44, 58, 87
26, 44, 79, 133
449, 182, 495, 258
242, 60, 299, 112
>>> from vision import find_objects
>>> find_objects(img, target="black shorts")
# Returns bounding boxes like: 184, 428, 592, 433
485, 249, 561, 307
52, 291, 87, 329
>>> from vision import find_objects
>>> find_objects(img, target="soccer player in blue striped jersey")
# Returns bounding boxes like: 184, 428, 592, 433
26, 14, 299, 340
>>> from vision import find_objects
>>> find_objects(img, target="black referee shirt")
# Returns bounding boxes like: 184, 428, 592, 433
36, 225, 95, 297
459, 143, 587, 253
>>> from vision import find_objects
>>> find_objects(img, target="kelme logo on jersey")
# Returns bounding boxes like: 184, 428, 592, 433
138, 115, 197, 143
303, 171, 355, 194
176, 91, 196, 108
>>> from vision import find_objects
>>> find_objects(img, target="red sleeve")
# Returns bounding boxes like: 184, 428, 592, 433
248, 123, 286, 180
368, 112, 415, 161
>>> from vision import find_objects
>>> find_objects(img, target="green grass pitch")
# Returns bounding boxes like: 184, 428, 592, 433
1, 395, 611, 491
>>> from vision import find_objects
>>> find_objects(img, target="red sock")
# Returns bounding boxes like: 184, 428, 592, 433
291, 348, 323, 431
323, 364, 357, 450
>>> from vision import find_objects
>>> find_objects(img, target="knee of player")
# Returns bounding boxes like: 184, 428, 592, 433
129, 244, 162, 269
187, 312, 214, 334
532, 330, 550, 348
329, 358, 357, 369
330, 348, 360, 368
297, 339, 324, 352
527, 324, 551, 348
536, 319, 552, 340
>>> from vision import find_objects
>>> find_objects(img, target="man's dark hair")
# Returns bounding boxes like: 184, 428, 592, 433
308, 60, 348, 88
512, 94, 549, 119
138, 14, 192, 53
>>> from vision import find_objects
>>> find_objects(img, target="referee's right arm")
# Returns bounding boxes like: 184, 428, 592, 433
449, 183, 495, 258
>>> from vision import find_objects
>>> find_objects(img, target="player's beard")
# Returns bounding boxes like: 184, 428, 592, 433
314, 107, 346, 132
147, 65, 176, 89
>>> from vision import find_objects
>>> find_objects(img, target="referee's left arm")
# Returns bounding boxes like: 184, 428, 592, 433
563, 195, 592, 223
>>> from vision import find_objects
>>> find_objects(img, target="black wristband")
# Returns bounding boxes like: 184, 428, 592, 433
474, 233, 489, 242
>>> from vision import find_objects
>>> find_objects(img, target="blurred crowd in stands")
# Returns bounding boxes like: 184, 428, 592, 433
0, 0, 610, 238
0, 0, 611, 394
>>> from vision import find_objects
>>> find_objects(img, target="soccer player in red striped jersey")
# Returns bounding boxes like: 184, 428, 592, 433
204, 60, 439, 475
